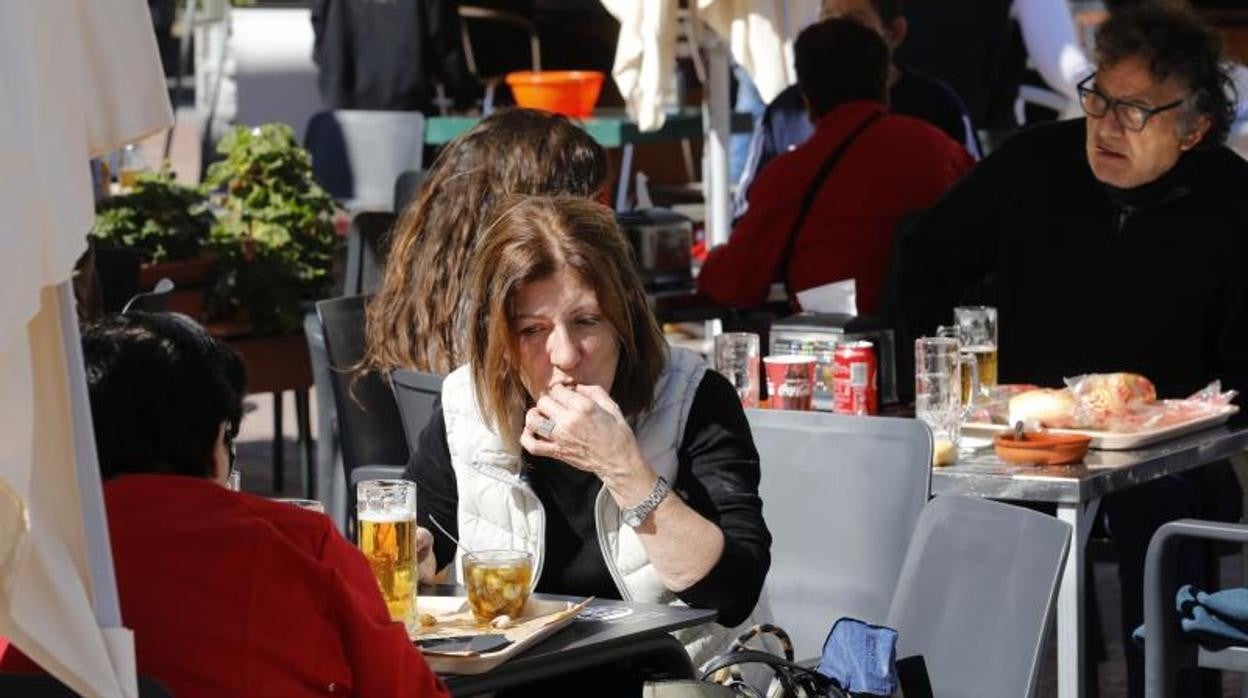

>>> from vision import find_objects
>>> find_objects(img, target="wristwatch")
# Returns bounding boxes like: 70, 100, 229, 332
621, 476, 671, 528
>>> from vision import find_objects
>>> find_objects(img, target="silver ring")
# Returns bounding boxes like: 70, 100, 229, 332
534, 418, 556, 439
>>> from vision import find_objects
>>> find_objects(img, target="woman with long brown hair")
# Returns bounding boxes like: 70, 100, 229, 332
362, 108, 608, 375
405, 196, 771, 676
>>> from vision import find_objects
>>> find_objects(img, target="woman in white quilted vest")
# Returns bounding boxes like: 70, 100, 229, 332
403, 195, 771, 683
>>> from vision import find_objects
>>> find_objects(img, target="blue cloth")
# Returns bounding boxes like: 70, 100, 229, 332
1196, 587, 1248, 624
816, 617, 899, 696
1133, 585, 1248, 648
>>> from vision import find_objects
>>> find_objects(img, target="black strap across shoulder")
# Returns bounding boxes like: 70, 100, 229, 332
776, 110, 885, 305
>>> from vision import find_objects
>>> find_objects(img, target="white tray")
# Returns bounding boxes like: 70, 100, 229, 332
962, 405, 1239, 450
411, 595, 590, 675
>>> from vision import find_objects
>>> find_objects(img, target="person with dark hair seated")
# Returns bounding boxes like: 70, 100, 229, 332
699, 17, 972, 314
898, 5, 1246, 695
0, 312, 449, 698
734, 0, 977, 219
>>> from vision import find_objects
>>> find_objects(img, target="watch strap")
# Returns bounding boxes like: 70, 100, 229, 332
622, 476, 671, 527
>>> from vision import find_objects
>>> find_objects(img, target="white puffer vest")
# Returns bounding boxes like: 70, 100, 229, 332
441, 346, 753, 666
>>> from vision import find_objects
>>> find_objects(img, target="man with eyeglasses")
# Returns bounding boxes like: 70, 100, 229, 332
899, 5, 1245, 696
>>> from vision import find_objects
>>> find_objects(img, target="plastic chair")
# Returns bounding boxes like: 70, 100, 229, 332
1143, 519, 1248, 698
304, 110, 425, 212
390, 368, 445, 455
343, 212, 396, 297
886, 495, 1071, 698
315, 296, 410, 535
746, 409, 932, 661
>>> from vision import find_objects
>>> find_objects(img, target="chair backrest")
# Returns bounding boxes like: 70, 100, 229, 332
390, 368, 446, 453
457, 5, 541, 80
304, 110, 426, 211
343, 212, 397, 296
393, 169, 427, 213
886, 495, 1071, 698
315, 296, 410, 484
746, 409, 932, 661
92, 245, 141, 313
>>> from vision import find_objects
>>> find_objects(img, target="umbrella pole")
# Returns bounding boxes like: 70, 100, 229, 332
702, 34, 731, 248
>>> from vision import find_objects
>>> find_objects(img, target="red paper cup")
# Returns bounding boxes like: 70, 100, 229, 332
763, 355, 817, 411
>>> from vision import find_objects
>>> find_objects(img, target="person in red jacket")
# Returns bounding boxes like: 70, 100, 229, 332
698, 17, 972, 315
0, 312, 447, 698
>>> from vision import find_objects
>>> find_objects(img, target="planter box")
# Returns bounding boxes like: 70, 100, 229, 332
139, 256, 216, 319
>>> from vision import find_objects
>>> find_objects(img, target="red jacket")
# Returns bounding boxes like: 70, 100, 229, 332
698, 100, 973, 314
0, 475, 448, 698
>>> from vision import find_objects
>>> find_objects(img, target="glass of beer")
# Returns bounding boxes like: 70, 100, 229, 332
953, 306, 998, 403
463, 550, 534, 624
915, 337, 979, 451
714, 332, 761, 408
356, 480, 418, 630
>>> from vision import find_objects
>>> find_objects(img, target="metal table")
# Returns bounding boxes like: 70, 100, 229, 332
429, 590, 718, 696
932, 424, 1248, 698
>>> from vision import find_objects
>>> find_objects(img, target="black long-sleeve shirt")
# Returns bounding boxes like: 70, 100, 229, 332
899, 118, 1248, 402
404, 371, 771, 627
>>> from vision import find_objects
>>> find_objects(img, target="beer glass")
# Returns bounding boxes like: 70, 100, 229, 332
463, 550, 534, 623
953, 306, 999, 400
915, 337, 976, 451
357, 480, 418, 629
714, 332, 761, 408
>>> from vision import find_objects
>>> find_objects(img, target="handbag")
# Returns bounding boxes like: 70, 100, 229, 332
644, 624, 849, 698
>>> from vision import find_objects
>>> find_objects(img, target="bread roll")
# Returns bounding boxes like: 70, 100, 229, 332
1009, 389, 1077, 428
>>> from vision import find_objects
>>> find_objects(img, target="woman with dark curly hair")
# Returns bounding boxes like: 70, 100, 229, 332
362, 108, 608, 376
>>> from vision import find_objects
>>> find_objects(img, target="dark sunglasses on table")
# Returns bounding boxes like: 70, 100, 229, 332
1077, 74, 1186, 132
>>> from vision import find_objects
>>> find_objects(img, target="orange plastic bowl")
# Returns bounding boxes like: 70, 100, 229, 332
505, 70, 604, 118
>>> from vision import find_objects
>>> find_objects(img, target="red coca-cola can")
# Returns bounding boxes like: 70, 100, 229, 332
832, 340, 878, 416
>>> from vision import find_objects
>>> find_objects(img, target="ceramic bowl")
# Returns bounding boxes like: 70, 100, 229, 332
993, 431, 1091, 466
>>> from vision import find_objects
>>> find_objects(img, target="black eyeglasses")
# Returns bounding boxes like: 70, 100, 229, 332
1077, 74, 1186, 132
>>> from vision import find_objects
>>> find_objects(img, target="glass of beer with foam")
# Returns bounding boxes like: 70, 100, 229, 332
953, 306, 999, 403
356, 479, 418, 630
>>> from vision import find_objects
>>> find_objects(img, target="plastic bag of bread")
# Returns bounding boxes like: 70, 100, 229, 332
1009, 373, 1156, 431
1008, 388, 1077, 429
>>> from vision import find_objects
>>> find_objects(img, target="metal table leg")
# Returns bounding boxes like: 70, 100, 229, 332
1057, 496, 1102, 698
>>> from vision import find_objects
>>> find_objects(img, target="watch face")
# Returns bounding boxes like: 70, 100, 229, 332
623, 511, 642, 528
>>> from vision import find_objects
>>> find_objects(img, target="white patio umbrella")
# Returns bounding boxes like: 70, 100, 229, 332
0, 1, 172, 695
601, 0, 818, 245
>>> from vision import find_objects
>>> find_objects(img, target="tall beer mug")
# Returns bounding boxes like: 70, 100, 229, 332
357, 480, 418, 630
953, 306, 998, 399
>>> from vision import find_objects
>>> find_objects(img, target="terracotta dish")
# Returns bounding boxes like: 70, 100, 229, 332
993, 431, 1091, 466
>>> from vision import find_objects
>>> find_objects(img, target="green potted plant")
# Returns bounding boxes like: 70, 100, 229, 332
92, 168, 217, 315
204, 124, 339, 336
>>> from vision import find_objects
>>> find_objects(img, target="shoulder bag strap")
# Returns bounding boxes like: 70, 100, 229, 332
776, 110, 885, 306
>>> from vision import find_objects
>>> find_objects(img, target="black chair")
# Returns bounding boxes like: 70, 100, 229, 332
0, 674, 173, 697
92, 246, 141, 313
315, 296, 411, 537
393, 169, 427, 214
343, 212, 397, 297
390, 368, 445, 455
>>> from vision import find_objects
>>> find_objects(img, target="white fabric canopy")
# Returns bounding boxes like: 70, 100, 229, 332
603, 0, 819, 132
0, 0, 172, 695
